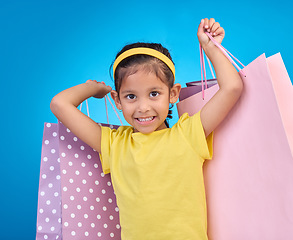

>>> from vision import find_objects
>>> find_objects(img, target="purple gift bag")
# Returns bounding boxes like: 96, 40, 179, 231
36, 97, 123, 240
59, 121, 121, 239
36, 123, 62, 240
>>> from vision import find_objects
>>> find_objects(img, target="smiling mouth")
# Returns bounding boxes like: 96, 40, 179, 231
136, 116, 155, 123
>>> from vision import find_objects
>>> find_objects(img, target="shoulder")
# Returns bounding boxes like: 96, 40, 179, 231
100, 125, 133, 140
170, 111, 203, 140
173, 111, 201, 129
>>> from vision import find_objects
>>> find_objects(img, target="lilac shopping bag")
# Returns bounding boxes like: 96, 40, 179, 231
58, 121, 121, 239
176, 33, 293, 239
179, 79, 217, 101
36, 97, 123, 240
36, 123, 62, 240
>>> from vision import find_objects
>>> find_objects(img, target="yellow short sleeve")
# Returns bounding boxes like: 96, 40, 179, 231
177, 111, 214, 160
99, 126, 113, 174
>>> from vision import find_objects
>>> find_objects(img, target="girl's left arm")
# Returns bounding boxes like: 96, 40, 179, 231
198, 18, 243, 137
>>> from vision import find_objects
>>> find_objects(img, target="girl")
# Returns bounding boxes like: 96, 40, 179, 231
51, 18, 243, 239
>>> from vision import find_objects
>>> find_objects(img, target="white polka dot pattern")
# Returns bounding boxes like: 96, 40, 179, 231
36, 123, 62, 240
58, 122, 121, 239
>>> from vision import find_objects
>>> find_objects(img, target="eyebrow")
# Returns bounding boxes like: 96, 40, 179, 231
120, 90, 134, 95
121, 87, 164, 95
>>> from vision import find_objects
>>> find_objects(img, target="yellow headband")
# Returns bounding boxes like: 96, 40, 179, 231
113, 47, 175, 79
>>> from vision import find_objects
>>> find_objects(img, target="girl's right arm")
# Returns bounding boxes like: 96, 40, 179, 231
50, 80, 112, 153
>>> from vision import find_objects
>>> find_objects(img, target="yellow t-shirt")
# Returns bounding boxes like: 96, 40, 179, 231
100, 112, 213, 240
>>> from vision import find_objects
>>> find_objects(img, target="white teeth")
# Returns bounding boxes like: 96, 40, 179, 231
137, 117, 154, 122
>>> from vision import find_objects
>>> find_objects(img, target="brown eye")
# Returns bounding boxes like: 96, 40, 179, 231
150, 91, 159, 98
126, 94, 136, 100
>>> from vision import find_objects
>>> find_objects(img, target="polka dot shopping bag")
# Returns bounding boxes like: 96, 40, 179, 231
36, 122, 63, 240
36, 96, 123, 240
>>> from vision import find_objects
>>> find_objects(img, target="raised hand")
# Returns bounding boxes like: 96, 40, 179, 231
85, 80, 112, 98
197, 18, 225, 49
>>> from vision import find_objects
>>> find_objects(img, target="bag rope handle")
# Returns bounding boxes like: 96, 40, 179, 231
204, 32, 246, 73
79, 99, 90, 117
199, 32, 246, 99
200, 45, 215, 98
79, 96, 123, 125
105, 94, 123, 125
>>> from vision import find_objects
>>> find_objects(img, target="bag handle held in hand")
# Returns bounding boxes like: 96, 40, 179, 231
204, 32, 245, 74
199, 32, 246, 99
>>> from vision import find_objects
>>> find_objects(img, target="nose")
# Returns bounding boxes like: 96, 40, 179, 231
137, 98, 151, 113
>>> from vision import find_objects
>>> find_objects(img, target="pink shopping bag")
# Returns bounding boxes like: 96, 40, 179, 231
36, 97, 123, 240
267, 53, 293, 155
176, 33, 293, 240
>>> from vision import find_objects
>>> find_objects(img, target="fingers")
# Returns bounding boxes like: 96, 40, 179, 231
210, 22, 220, 35
86, 79, 99, 85
213, 27, 225, 38
86, 80, 111, 91
202, 18, 224, 37
86, 79, 106, 85
203, 18, 215, 33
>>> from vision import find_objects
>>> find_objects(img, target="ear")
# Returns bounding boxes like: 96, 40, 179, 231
110, 90, 122, 110
169, 83, 181, 104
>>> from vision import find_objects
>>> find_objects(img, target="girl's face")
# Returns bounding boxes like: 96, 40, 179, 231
111, 69, 181, 134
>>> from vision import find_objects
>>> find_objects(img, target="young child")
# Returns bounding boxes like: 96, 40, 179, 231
51, 18, 243, 240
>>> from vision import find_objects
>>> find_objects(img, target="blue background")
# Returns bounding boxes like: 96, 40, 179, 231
1, 0, 292, 239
